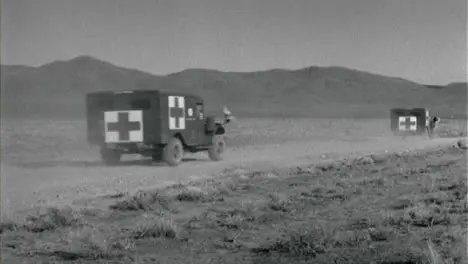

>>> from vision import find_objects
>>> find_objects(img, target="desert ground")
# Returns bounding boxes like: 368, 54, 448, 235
1, 117, 467, 263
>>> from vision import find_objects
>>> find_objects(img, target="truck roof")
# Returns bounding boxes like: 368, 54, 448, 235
87, 89, 202, 100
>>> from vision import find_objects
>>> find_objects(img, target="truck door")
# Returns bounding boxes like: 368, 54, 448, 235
180, 97, 200, 145
194, 102, 207, 144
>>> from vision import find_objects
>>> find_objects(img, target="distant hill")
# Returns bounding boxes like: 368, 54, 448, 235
1, 55, 466, 119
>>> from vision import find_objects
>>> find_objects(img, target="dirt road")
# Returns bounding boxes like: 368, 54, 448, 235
1, 135, 459, 218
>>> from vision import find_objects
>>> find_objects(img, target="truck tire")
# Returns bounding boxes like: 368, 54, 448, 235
208, 135, 225, 161
100, 147, 121, 165
162, 137, 184, 166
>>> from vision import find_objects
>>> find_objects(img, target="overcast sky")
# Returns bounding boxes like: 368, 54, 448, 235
2, 0, 466, 85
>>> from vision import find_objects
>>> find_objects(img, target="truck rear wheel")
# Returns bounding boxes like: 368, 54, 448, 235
100, 147, 121, 165
162, 137, 184, 166
208, 135, 225, 161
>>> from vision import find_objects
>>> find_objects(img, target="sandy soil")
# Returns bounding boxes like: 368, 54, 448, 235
1, 133, 459, 218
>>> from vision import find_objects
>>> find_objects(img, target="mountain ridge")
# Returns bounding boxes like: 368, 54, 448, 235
5, 55, 462, 86
1, 55, 466, 119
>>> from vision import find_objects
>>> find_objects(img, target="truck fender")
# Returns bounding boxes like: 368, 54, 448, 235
215, 124, 226, 135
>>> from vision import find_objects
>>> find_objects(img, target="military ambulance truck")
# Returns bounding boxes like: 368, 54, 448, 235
86, 90, 233, 166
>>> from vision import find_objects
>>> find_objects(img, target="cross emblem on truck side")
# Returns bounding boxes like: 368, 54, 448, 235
107, 112, 141, 141
168, 96, 185, 129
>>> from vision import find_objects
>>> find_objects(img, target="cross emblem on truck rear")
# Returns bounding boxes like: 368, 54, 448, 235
399, 116, 416, 131
107, 112, 141, 141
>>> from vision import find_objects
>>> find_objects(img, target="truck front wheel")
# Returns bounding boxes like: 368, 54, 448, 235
208, 135, 226, 161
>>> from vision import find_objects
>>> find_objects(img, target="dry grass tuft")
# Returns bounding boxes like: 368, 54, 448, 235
402, 203, 452, 227
356, 175, 388, 187
267, 192, 292, 212
390, 197, 415, 210
132, 215, 179, 239
0, 221, 19, 234
23, 206, 81, 232
32, 226, 135, 261
109, 190, 171, 212
206, 206, 256, 230
174, 186, 214, 202
252, 226, 329, 258
355, 155, 375, 165
297, 184, 347, 202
